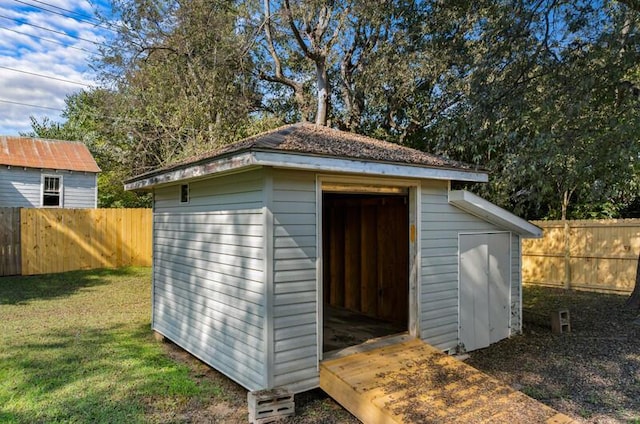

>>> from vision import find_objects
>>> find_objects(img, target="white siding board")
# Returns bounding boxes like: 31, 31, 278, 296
273, 246, 316, 259
155, 251, 264, 284
0, 167, 96, 208
274, 334, 317, 353
274, 356, 317, 375
274, 258, 316, 271
274, 313, 316, 330
154, 266, 264, 314
273, 367, 319, 388
152, 169, 267, 391
155, 239, 263, 261
155, 231, 263, 248
274, 225, 315, 237
273, 291, 316, 306
155, 321, 264, 390
275, 236, 316, 249
154, 297, 264, 351
274, 345, 317, 364
154, 285, 263, 338
63, 172, 98, 208
154, 222, 263, 236
274, 302, 315, 318
271, 169, 318, 392
419, 181, 503, 351
273, 270, 316, 284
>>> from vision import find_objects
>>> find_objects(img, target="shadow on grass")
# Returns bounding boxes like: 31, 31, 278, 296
0, 267, 141, 305
1, 322, 217, 424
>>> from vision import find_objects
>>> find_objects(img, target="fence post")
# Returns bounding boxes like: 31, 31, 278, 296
563, 219, 571, 290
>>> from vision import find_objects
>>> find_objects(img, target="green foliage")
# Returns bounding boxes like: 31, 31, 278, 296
29, 0, 640, 219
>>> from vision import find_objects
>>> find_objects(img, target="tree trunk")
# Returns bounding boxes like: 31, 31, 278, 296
315, 60, 329, 126
626, 251, 640, 309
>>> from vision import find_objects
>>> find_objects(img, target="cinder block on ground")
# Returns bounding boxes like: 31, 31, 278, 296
550, 309, 571, 334
248, 388, 294, 423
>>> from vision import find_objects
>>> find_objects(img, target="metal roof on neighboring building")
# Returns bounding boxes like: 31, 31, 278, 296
0, 136, 100, 173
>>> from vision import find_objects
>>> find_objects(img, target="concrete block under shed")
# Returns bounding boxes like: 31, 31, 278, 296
550, 309, 571, 334
248, 388, 294, 423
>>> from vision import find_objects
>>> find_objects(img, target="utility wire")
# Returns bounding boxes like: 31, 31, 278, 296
0, 24, 95, 53
20, 0, 104, 25
0, 65, 93, 87
0, 14, 107, 47
0, 98, 63, 111
0, 98, 201, 130
11, 0, 116, 33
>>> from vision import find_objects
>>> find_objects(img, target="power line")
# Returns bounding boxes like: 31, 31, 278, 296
0, 14, 107, 47
0, 98, 63, 111
0, 97, 207, 134
11, 0, 116, 33
22, 0, 104, 25
0, 24, 95, 53
0, 65, 94, 87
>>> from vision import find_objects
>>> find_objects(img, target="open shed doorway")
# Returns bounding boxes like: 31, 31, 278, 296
322, 191, 410, 354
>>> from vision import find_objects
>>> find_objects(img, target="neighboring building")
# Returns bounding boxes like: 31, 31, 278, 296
125, 123, 541, 394
0, 136, 100, 208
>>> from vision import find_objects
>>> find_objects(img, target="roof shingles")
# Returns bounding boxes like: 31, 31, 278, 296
0, 136, 100, 173
150, 123, 474, 176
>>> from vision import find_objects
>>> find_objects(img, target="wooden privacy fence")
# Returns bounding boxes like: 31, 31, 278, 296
0, 208, 21, 276
0, 208, 151, 276
522, 219, 640, 294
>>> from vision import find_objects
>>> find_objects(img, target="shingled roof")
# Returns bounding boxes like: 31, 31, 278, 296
126, 123, 486, 190
161, 123, 472, 172
0, 136, 100, 173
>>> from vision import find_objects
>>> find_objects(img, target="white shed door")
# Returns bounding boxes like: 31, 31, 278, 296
460, 233, 510, 351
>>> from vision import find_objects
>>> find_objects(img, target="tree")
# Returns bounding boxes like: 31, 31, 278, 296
98, 0, 262, 173
27, 90, 152, 208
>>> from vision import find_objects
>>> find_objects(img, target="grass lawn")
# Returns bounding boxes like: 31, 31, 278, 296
0, 268, 226, 424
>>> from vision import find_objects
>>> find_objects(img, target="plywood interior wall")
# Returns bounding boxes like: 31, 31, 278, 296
323, 193, 409, 325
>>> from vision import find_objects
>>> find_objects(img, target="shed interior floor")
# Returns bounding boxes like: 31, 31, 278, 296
323, 305, 406, 354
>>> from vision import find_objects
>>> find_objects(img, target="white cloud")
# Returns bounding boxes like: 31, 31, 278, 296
0, 0, 108, 135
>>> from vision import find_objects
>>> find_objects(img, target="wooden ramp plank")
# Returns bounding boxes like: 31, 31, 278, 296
320, 339, 578, 424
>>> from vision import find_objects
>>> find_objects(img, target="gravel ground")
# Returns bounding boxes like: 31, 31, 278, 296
467, 286, 640, 423
162, 285, 639, 423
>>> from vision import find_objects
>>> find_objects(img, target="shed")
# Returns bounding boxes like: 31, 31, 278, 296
125, 123, 541, 394
0, 136, 100, 208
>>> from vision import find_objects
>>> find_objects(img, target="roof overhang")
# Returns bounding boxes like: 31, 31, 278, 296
448, 190, 542, 238
125, 150, 488, 191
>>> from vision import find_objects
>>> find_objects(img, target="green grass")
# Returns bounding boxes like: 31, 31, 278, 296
0, 268, 222, 424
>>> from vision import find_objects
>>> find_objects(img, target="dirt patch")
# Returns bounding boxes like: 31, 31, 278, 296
467, 286, 640, 424
154, 341, 359, 424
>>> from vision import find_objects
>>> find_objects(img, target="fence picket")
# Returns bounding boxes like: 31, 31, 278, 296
17, 208, 152, 276
0, 208, 21, 276
523, 219, 640, 294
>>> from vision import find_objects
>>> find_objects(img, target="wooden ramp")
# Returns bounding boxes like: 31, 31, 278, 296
320, 338, 576, 424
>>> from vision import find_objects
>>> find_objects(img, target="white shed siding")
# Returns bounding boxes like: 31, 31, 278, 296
420, 181, 503, 351
152, 170, 267, 391
270, 169, 318, 393
0, 167, 96, 208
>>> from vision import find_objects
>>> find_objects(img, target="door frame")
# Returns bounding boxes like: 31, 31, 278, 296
457, 231, 512, 352
316, 174, 421, 361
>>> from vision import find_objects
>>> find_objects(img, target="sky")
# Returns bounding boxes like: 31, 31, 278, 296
0, 0, 110, 135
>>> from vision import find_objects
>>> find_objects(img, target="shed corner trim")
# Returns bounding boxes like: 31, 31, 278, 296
448, 190, 542, 238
